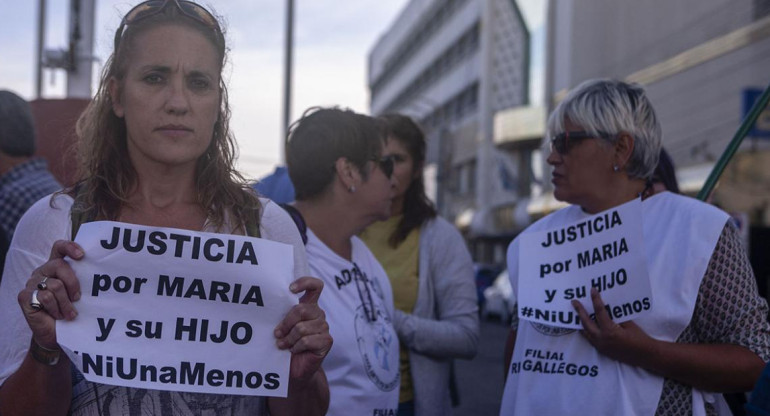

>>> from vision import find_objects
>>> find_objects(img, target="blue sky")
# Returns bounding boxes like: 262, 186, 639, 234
0, 0, 544, 179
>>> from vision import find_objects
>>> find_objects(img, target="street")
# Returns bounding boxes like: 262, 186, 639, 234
453, 319, 511, 416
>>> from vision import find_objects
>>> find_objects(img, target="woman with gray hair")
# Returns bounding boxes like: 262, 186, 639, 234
501, 79, 770, 415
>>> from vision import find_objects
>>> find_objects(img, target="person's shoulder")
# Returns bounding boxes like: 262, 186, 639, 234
351, 235, 373, 254
20, 192, 72, 222
258, 198, 291, 228
12, 193, 72, 252
422, 216, 470, 253
352, 235, 390, 282
258, 197, 281, 221
352, 235, 385, 264
522, 204, 579, 234
256, 198, 301, 242
423, 215, 460, 237
424, 215, 455, 232
649, 192, 729, 222
255, 198, 309, 277
506, 205, 577, 259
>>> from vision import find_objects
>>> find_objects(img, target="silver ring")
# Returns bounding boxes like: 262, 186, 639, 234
37, 276, 49, 291
30, 289, 43, 311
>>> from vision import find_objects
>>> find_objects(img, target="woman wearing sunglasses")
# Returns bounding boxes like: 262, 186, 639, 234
500, 79, 770, 414
0, 1, 331, 415
286, 107, 401, 415
359, 114, 479, 416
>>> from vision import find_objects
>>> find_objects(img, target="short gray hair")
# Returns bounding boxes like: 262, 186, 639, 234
547, 79, 662, 179
0, 90, 36, 157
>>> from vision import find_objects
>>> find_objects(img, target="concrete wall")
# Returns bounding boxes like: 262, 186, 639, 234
547, 0, 770, 168
370, 0, 481, 114
30, 98, 90, 186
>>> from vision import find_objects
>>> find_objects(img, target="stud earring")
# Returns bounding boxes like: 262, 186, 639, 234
348, 185, 356, 193
613, 165, 620, 172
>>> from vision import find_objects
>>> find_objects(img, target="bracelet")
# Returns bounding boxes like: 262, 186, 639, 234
29, 338, 61, 366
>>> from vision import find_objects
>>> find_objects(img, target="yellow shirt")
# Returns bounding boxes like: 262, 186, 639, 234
360, 215, 420, 403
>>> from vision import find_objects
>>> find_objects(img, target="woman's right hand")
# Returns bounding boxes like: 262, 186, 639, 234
17, 240, 84, 350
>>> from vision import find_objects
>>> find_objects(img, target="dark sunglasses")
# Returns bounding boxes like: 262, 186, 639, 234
375, 156, 395, 179
550, 130, 613, 155
114, 0, 222, 50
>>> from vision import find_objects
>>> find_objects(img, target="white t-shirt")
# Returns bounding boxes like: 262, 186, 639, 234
500, 192, 728, 416
305, 228, 400, 416
0, 194, 309, 416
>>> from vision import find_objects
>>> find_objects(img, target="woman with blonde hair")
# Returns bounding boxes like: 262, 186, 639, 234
0, 1, 331, 414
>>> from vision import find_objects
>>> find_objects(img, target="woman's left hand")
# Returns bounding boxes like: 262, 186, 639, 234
572, 287, 655, 366
274, 276, 333, 382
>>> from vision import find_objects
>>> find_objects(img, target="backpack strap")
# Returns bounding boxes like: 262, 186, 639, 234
279, 203, 307, 245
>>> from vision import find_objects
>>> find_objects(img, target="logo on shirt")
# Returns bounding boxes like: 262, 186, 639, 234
355, 306, 399, 392
529, 322, 576, 337
350, 264, 399, 392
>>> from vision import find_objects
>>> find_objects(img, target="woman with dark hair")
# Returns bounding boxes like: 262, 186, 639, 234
0, 2, 331, 415
287, 107, 401, 415
360, 114, 479, 416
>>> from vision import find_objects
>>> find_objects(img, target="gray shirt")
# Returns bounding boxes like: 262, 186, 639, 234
391, 217, 480, 415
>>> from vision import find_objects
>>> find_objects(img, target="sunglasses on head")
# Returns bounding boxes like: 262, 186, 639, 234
549, 130, 614, 155
114, 0, 222, 50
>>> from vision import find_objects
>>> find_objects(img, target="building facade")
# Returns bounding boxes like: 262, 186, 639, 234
545, 0, 770, 194
368, 0, 532, 263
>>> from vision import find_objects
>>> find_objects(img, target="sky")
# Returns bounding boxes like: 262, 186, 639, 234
0, 0, 544, 180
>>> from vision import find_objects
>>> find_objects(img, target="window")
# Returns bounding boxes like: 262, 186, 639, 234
377, 22, 480, 112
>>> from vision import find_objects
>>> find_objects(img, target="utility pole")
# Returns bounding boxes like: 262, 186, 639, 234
476, 0, 495, 213
37, 0, 96, 99
66, 0, 95, 98
36, 0, 46, 98
281, 0, 295, 163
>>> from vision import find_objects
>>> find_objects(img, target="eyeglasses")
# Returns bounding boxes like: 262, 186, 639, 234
114, 0, 223, 50
550, 130, 613, 155
352, 263, 377, 322
374, 156, 394, 179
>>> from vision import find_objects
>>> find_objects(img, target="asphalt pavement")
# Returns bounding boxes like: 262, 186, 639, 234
452, 318, 511, 416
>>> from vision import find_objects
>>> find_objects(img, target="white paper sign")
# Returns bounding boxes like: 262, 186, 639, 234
517, 199, 652, 328
57, 221, 296, 397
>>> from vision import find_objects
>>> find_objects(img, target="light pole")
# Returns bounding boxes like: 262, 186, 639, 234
281, 0, 295, 163
36, 0, 46, 98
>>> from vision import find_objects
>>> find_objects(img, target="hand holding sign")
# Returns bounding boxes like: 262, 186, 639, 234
274, 276, 333, 382
19, 240, 85, 350
572, 287, 656, 367
57, 221, 299, 397
518, 198, 652, 329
